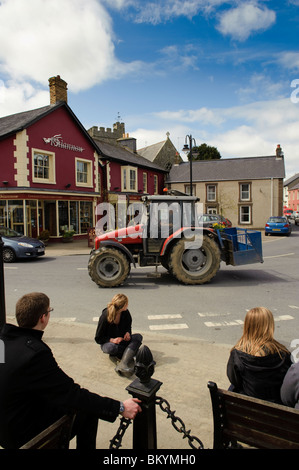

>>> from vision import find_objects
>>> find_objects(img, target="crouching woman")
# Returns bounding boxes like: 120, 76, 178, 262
95, 294, 142, 377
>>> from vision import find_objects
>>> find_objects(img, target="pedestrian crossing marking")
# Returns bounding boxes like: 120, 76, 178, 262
148, 314, 182, 320
149, 323, 189, 331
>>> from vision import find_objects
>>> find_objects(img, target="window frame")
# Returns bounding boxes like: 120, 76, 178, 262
32, 149, 56, 184
239, 204, 252, 224
121, 166, 138, 192
76, 157, 93, 187
206, 184, 217, 202
239, 182, 251, 202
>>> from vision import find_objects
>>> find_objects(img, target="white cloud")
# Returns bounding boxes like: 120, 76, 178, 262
217, 3, 276, 41
0, 80, 49, 115
0, 0, 140, 93
277, 52, 299, 71
129, 98, 299, 178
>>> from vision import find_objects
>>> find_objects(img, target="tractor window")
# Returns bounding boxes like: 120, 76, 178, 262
148, 202, 181, 238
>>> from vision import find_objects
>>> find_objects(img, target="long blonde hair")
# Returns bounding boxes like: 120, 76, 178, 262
233, 307, 289, 357
107, 294, 128, 323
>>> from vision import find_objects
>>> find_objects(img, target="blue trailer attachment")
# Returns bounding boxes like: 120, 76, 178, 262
217, 227, 263, 266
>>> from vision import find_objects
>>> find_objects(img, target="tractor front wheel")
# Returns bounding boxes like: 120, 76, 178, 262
169, 235, 220, 285
88, 247, 130, 287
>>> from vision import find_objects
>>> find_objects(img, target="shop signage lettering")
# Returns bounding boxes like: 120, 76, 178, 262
43, 134, 84, 152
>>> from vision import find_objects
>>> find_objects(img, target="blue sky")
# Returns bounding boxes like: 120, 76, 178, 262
0, 0, 299, 177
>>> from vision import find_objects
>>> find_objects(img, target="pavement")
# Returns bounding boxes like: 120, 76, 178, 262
9, 240, 232, 451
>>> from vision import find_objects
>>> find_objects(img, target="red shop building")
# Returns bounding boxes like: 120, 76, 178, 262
0, 77, 103, 240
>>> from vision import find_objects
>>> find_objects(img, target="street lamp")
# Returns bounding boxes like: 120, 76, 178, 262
182, 135, 196, 196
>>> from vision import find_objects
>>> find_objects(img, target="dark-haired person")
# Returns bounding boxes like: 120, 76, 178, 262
0, 292, 141, 449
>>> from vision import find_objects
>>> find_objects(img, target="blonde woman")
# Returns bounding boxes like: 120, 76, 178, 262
227, 307, 291, 403
95, 294, 142, 377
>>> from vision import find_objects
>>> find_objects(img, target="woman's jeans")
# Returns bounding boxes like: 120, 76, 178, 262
101, 334, 143, 358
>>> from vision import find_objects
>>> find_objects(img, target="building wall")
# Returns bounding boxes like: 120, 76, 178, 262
288, 186, 299, 211
0, 106, 102, 238
170, 178, 283, 229
26, 107, 98, 191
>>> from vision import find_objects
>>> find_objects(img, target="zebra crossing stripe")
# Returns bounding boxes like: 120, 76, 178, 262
149, 323, 189, 331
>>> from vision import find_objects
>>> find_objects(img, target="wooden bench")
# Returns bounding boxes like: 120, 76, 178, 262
20, 414, 75, 449
208, 381, 299, 449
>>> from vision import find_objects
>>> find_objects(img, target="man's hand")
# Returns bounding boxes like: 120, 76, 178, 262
121, 398, 142, 419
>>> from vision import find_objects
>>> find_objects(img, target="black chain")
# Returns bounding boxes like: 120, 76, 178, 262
109, 396, 204, 450
155, 396, 204, 450
109, 416, 132, 449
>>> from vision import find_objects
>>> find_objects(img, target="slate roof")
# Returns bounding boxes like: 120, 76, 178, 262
93, 138, 167, 172
137, 140, 166, 162
0, 103, 166, 173
284, 173, 299, 186
0, 105, 56, 139
167, 155, 285, 183
0, 102, 101, 156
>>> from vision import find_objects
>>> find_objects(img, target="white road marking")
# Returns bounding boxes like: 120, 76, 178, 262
204, 314, 294, 328
289, 305, 299, 309
149, 323, 189, 331
264, 253, 295, 259
198, 312, 231, 318
148, 314, 182, 320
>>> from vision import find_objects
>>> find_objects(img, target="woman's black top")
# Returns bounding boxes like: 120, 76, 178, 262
227, 348, 292, 403
95, 308, 132, 345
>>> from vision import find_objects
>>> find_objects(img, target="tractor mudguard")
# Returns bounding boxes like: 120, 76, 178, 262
160, 227, 217, 256
99, 240, 136, 267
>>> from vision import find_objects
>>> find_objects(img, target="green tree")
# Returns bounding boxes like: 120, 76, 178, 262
188, 143, 221, 161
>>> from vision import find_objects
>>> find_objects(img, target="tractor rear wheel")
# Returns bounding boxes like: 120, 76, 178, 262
169, 235, 220, 285
88, 247, 130, 287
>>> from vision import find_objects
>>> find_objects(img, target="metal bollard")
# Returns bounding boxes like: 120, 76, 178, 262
126, 345, 162, 449
0, 235, 6, 330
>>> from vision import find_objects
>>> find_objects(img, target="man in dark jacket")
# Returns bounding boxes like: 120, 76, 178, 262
0, 292, 141, 449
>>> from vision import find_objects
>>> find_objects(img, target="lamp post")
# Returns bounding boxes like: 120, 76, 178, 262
182, 135, 196, 196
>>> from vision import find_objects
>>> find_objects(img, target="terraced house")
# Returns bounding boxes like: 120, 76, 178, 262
166, 145, 285, 229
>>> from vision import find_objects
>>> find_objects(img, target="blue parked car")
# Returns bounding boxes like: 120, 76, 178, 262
265, 216, 292, 236
0, 227, 45, 262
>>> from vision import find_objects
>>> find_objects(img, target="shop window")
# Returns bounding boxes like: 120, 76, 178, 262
80, 201, 93, 233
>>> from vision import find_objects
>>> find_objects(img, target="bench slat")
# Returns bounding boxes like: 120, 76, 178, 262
20, 414, 75, 449
208, 381, 299, 449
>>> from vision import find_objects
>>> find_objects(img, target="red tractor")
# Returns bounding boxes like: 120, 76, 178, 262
88, 192, 263, 288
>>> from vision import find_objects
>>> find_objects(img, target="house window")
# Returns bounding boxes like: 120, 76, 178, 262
240, 183, 251, 201
143, 172, 147, 193
32, 149, 55, 183
239, 205, 251, 224
121, 166, 137, 192
206, 184, 217, 202
184, 184, 196, 195
154, 175, 158, 194
76, 158, 92, 186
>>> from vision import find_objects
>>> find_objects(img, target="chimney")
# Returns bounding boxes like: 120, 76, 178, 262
117, 134, 137, 153
276, 144, 283, 159
49, 75, 68, 104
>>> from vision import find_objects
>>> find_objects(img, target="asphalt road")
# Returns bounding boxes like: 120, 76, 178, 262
3, 223, 299, 356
